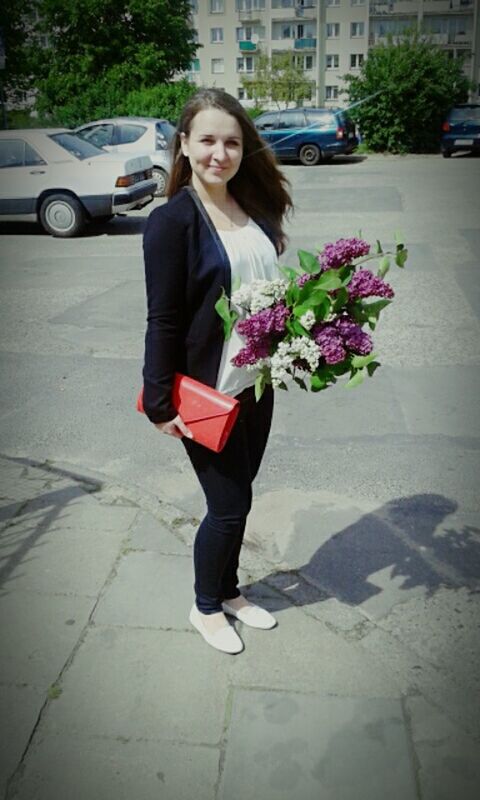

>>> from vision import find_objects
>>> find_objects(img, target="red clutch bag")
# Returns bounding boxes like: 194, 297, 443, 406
136, 373, 240, 453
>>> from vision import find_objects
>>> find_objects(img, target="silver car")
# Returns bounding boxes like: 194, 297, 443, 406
75, 117, 175, 196
0, 129, 156, 237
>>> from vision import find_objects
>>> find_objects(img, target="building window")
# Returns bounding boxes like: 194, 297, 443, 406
325, 85, 339, 100
210, 27, 224, 43
351, 22, 365, 37
190, 58, 200, 72
210, 0, 224, 12
236, 25, 265, 41
294, 54, 315, 70
326, 54, 339, 69
350, 53, 364, 69
189, 0, 198, 12
237, 0, 265, 9
326, 23, 340, 38
237, 55, 254, 72
326, 0, 340, 6
211, 58, 225, 74
271, 0, 295, 7
350, 0, 365, 5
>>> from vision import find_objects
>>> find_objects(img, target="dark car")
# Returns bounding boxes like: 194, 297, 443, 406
254, 107, 358, 165
441, 104, 480, 158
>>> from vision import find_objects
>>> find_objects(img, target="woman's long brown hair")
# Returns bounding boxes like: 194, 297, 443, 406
167, 88, 292, 255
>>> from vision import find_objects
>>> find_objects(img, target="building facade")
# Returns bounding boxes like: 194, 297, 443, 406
186, 0, 479, 107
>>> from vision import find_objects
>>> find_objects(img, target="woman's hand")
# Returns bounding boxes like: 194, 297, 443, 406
154, 414, 193, 440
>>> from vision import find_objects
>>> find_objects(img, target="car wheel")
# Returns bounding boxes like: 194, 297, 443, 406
39, 193, 86, 237
299, 144, 321, 166
442, 150, 452, 158
152, 167, 168, 197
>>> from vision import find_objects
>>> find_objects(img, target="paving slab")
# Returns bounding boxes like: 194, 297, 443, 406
225, 601, 404, 699
388, 365, 480, 437
404, 695, 480, 800
10, 735, 220, 800
39, 626, 230, 745
2, 505, 130, 597
0, 591, 93, 686
93, 551, 193, 628
127, 511, 190, 555
0, 684, 45, 798
219, 689, 418, 800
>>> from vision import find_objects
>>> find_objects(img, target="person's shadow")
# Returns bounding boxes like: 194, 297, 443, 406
245, 494, 480, 610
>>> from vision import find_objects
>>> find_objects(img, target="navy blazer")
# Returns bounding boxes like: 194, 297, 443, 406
142, 185, 278, 423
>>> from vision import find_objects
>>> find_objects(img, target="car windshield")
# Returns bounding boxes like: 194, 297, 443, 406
156, 121, 176, 142
449, 107, 480, 123
49, 132, 105, 160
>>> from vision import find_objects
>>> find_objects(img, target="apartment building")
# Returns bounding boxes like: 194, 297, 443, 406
186, 0, 479, 107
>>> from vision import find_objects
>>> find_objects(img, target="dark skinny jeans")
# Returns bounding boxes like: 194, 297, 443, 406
182, 384, 274, 614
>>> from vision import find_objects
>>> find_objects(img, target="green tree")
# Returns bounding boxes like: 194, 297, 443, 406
342, 29, 472, 153
2, 0, 198, 125
242, 50, 314, 110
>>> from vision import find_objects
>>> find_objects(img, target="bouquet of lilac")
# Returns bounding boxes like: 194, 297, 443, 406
215, 234, 408, 400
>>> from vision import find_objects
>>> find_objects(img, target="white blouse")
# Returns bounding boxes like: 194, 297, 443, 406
215, 217, 279, 397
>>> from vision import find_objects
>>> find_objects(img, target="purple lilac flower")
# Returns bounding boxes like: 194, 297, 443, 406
348, 269, 394, 300
312, 325, 346, 365
335, 317, 373, 355
319, 238, 370, 271
313, 315, 373, 364
236, 304, 290, 342
232, 340, 270, 367
231, 304, 290, 368
296, 271, 319, 288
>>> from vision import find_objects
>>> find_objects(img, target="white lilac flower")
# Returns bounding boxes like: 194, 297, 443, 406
249, 279, 288, 314
299, 310, 316, 330
231, 284, 253, 310
270, 337, 321, 386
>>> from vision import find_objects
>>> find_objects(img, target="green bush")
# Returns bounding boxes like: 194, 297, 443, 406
342, 30, 473, 153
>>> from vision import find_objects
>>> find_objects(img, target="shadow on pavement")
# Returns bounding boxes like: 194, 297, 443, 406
253, 493, 480, 608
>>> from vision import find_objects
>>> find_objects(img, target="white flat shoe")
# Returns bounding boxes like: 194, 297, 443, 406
221, 600, 277, 630
189, 604, 244, 654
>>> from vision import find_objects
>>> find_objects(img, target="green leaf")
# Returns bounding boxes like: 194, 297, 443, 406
363, 298, 392, 321
298, 249, 320, 274
315, 270, 343, 291
345, 369, 366, 389
255, 372, 266, 401
279, 265, 300, 281
366, 361, 381, 377
338, 265, 355, 286
377, 255, 390, 278
214, 289, 238, 340
394, 230, 404, 247
293, 376, 308, 391
395, 248, 408, 268
332, 286, 348, 313
231, 274, 242, 292
376, 239, 383, 255
311, 372, 328, 392
351, 352, 377, 369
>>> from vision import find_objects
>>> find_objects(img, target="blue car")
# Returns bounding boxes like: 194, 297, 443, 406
254, 107, 358, 165
441, 104, 480, 158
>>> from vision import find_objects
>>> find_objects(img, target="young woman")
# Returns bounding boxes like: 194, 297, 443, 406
142, 89, 292, 654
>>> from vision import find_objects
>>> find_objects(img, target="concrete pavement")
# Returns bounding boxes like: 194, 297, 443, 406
1, 452, 479, 799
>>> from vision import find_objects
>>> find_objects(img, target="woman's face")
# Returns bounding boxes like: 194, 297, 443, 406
180, 108, 243, 189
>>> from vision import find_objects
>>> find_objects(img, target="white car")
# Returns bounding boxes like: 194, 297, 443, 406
0, 129, 157, 237
75, 117, 175, 196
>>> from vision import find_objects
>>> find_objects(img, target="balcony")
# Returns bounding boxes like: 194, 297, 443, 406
370, 1, 421, 14
423, 0, 475, 12
295, 1, 317, 16
238, 9, 263, 23
239, 40, 257, 51
294, 37, 317, 49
